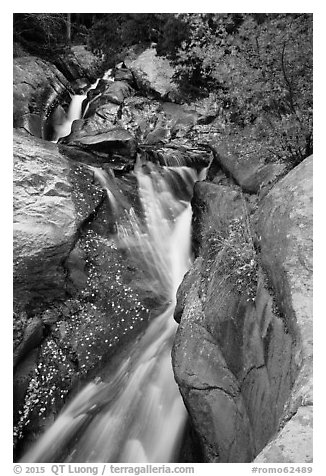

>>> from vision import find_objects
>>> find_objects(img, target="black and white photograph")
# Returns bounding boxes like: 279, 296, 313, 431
11, 6, 314, 471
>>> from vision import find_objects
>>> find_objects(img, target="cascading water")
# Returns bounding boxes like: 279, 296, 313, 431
20, 162, 200, 463
51, 78, 100, 142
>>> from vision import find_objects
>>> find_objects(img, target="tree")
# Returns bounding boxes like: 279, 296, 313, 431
170, 13, 313, 165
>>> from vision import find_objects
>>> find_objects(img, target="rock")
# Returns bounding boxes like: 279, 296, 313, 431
65, 113, 116, 141
113, 67, 134, 84
161, 102, 198, 137
54, 45, 103, 82
13, 349, 39, 425
71, 78, 91, 94
118, 97, 163, 141
209, 138, 287, 194
84, 81, 134, 118
125, 48, 179, 99
144, 124, 171, 145
255, 156, 313, 462
71, 45, 103, 80
140, 103, 198, 145
172, 169, 310, 461
13, 130, 104, 309
58, 144, 110, 168
102, 81, 134, 105
13, 56, 72, 138
83, 81, 132, 119
14, 317, 44, 368
93, 103, 121, 124
254, 406, 313, 463
61, 127, 137, 168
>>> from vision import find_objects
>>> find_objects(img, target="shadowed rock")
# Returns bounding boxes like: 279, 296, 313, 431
13, 56, 72, 138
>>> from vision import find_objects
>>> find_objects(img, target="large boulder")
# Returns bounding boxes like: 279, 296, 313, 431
255, 156, 313, 462
84, 81, 134, 118
113, 66, 134, 84
125, 48, 179, 99
54, 45, 103, 82
71, 77, 91, 94
71, 45, 103, 80
13, 56, 72, 138
61, 127, 137, 170
100, 81, 134, 105
172, 182, 295, 462
209, 136, 287, 194
13, 130, 104, 309
172, 156, 312, 462
118, 97, 163, 141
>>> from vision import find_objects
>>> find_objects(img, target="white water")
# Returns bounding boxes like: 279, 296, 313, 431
21, 165, 196, 463
51, 78, 101, 142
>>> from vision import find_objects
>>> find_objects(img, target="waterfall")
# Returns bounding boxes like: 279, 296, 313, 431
20, 164, 199, 464
51, 78, 100, 142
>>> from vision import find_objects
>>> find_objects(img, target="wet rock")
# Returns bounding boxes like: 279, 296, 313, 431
94, 103, 121, 123
65, 113, 116, 141
13, 349, 39, 426
64, 241, 89, 293
113, 67, 134, 84
58, 144, 103, 166
61, 127, 137, 168
13, 130, 103, 309
14, 318, 44, 368
13, 56, 72, 138
118, 97, 162, 141
71, 78, 91, 94
103, 80, 134, 105
125, 48, 179, 99
84, 81, 134, 118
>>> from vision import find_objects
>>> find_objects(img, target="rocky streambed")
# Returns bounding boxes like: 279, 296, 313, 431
13, 45, 312, 463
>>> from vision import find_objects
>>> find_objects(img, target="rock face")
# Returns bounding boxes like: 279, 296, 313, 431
254, 156, 313, 462
13, 56, 72, 138
125, 48, 179, 100
71, 45, 103, 80
210, 137, 287, 193
54, 45, 103, 82
172, 156, 313, 462
62, 127, 137, 169
13, 130, 103, 308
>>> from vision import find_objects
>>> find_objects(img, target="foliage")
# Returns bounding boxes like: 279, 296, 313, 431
13, 13, 70, 55
86, 13, 184, 66
170, 13, 313, 166
207, 206, 258, 301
